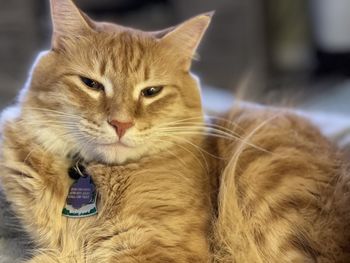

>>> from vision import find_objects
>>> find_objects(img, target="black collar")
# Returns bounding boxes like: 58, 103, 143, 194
68, 163, 87, 180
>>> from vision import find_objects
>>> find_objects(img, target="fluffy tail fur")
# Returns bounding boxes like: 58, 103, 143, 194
211, 106, 350, 263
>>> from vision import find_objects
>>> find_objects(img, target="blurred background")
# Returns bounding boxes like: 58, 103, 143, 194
1, 0, 350, 115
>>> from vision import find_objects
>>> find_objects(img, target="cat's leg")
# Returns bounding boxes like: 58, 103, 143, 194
84, 215, 210, 263
0, 143, 71, 249
90, 235, 210, 263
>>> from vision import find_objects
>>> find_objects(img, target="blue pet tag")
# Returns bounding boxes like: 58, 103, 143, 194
62, 165, 98, 218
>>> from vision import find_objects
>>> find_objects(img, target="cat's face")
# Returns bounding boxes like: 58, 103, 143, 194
20, 0, 211, 164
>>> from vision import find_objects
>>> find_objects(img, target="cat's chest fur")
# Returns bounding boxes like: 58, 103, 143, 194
3, 124, 210, 257
86, 155, 204, 218
1, 117, 211, 261
55, 157, 206, 260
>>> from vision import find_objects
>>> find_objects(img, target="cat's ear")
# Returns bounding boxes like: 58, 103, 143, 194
50, 0, 94, 49
159, 12, 214, 69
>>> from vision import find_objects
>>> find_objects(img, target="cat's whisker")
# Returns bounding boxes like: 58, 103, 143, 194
18, 118, 77, 123
158, 130, 237, 143
150, 138, 191, 169
156, 129, 235, 142
17, 120, 79, 129
149, 133, 206, 163
205, 114, 247, 131
74, 134, 105, 159
159, 130, 237, 147
178, 139, 210, 173
24, 116, 80, 127
157, 126, 271, 154
155, 116, 205, 128
18, 116, 80, 124
163, 133, 223, 161
157, 115, 245, 132
17, 119, 104, 144
150, 136, 210, 175
151, 132, 213, 171
157, 121, 241, 138
158, 125, 238, 139
167, 121, 239, 135
22, 107, 82, 119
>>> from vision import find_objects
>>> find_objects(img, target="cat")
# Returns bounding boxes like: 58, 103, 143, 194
1, 0, 350, 262
0, 0, 214, 262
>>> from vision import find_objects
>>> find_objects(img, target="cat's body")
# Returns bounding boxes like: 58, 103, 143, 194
212, 106, 350, 262
1, 110, 212, 262
1, 0, 350, 262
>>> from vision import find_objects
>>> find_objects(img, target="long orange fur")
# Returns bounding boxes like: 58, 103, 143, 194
0, 0, 350, 262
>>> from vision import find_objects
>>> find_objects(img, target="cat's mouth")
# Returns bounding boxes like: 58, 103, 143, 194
99, 141, 134, 149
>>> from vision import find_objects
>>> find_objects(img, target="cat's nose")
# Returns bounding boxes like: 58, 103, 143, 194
108, 120, 134, 139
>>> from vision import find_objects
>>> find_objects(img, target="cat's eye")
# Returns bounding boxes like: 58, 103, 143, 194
80, 76, 104, 91
141, 86, 163, 98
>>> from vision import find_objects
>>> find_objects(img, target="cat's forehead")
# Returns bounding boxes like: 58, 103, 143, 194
66, 27, 160, 82
94, 22, 157, 49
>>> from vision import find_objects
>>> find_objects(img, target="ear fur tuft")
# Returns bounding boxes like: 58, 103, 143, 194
160, 12, 214, 69
161, 12, 214, 53
50, 0, 93, 49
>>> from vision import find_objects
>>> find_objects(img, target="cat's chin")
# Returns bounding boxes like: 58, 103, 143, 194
80, 142, 149, 165
101, 141, 133, 149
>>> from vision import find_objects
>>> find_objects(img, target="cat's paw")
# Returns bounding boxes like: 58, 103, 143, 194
0, 161, 44, 194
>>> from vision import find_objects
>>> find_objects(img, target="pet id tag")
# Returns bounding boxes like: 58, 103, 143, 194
62, 166, 98, 218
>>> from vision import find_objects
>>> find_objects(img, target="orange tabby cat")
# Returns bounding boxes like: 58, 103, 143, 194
0, 0, 213, 262
1, 0, 350, 262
